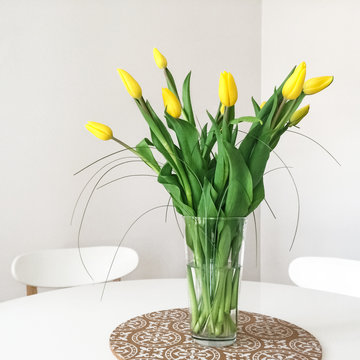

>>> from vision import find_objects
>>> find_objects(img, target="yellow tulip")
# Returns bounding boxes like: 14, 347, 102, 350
220, 104, 225, 115
162, 88, 182, 118
260, 101, 266, 109
85, 121, 113, 140
117, 69, 142, 99
153, 48, 167, 69
303, 76, 334, 95
219, 71, 238, 107
289, 105, 310, 126
282, 62, 306, 100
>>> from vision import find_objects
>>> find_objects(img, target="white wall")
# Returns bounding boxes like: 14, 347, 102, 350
0, 0, 262, 300
260, 0, 360, 283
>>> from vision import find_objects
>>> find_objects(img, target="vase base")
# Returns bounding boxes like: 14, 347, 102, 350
192, 335, 235, 347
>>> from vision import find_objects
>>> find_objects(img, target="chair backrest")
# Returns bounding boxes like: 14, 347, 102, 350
11, 246, 138, 288
289, 256, 360, 298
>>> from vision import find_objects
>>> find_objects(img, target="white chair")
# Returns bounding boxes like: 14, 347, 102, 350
289, 256, 360, 298
11, 246, 138, 296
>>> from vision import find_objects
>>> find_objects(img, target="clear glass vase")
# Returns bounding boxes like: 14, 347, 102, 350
184, 216, 246, 347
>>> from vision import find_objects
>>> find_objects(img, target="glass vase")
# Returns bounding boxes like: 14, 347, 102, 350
184, 216, 246, 347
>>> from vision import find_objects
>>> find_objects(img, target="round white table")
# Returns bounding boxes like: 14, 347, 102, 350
1, 279, 359, 359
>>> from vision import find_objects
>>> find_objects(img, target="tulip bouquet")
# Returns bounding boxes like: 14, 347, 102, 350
85, 49, 333, 345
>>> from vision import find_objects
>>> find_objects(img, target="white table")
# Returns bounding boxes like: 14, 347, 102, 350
1, 279, 359, 359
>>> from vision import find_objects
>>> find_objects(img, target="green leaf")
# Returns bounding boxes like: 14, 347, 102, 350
230, 116, 263, 125
182, 72, 195, 127
164, 68, 180, 99
146, 101, 176, 148
248, 178, 265, 214
158, 163, 194, 216
165, 113, 205, 209
251, 97, 260, 116
231, 124, 238, 146
239, 123, 262, 162
197, 179, 218, 218
265, 88, 279, 130
248, 137, 271, 189
135, 138, 161, 173
199, 123, 208, 153
223, 141, 253, 217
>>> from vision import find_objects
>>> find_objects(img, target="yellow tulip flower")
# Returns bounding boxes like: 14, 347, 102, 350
219, 71, 238, 107
303, 76, 334, 95
162, 88, 182, 118
282, 62, 306, 100
117, 69, 142, 99
260, 101, 266, 109
153, 48, 167, 69
289, 105, 310, 126
220, 104, 225, 115
85, 121, 113, 140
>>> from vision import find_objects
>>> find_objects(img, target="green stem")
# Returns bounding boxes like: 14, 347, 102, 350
112, 137, 160, 175
230, 268, 240, 310
187, 267, 199, 328
274, 93, 306, 132
138, 97, 193, 207
164, 68, 180, 99
271, 97, 286, 129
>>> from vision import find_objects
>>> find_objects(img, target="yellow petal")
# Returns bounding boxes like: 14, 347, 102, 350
226, 72, 238, 106
289, 105, 310, 126
153, 48, 167, 69
282, 62, 307, 100
219, 71, 237, 107
303, 76, 334, 95
220, 103, 225, 115
260, 101, 266, 109
117, 69, 142, 99
219, 72, 230, 106
85, 121, 113, 140
162, 88, 182, 118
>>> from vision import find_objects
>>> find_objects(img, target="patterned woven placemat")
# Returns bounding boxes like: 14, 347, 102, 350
109, 308, 322, 360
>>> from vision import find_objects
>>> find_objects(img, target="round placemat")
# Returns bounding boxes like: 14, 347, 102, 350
109, 308, 322, 360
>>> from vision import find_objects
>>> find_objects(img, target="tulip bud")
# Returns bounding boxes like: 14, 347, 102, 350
153, 48, 167, 69
220, 104, 225, 115
303, 76, 334, 95
117, 69, 142, 99
289, 105, 310, 126
162, 88, 182, 118
85, 121, 113, 140
282, 62, 306, 100
219, 71, 238, 107
260, 101, 266, 109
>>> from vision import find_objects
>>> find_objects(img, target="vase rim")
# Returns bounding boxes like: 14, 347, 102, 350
183, 216, 247, 220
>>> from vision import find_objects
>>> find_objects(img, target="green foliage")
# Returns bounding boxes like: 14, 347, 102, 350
182, 72, 195, 127
129, 65, 304, 219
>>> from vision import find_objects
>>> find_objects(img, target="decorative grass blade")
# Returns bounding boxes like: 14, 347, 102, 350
73, 145, 159, 176
264, 198, 277, 219
97, 174, 158, 190
287, 130, 341, 166
237, 129, 300, 251
165, 196, 172, 223
100, 204, 176, 300
74, 149, 129, 175
77, 160, 149, 279
173, 205, 184, 238
70, 156, 138, 225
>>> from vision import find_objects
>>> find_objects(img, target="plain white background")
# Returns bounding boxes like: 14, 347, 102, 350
260, 0, 360, 283
1, 0, 358, 301
0, 0, 261, 300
